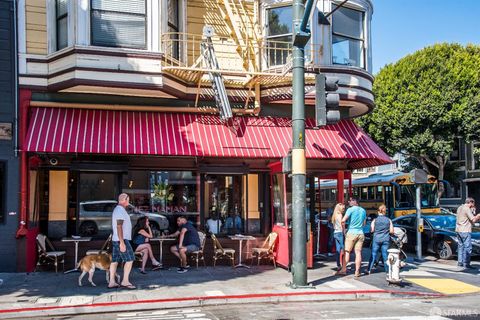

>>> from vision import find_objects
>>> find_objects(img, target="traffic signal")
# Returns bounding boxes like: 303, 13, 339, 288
315, 73, 340, 127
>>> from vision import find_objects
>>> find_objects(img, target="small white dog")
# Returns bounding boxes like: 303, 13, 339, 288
77, 253, 119, 287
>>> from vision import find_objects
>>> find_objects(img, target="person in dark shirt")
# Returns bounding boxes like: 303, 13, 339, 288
168, 216, 200, 273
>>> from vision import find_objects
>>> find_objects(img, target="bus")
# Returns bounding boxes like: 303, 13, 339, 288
319, 172, 441, 218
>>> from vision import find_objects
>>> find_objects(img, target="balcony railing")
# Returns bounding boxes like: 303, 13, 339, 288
160, 32, 308, 79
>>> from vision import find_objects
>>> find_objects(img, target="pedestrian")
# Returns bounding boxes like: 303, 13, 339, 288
326, 207, 335, 257
169, 216, 201, 273
132, 216, 161, 274
367, 204, 394, 274
455, 197, 480, 269
331, 203, 346, 271
108, 193, 136, 289
338, 197, 367, 278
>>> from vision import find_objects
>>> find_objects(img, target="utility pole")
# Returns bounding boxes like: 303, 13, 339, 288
290, 0, 314, 288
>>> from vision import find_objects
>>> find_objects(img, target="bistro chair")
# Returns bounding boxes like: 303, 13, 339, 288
251, 232, 278, 268
86, 234, 112, 255
36, 234, 66, 273
211, 233, 235, 267
188, 231, 207, 268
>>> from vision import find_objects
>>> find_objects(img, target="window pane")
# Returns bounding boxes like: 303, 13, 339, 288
91, 10, 146, 48
0, 162, 4, 223
56, 0, 68, 17
91, 0, 146, 14
332, 5, 363, 39
167, 0, 179, 30
267, 35, 291, 67
267, 6, 292, 36
57, 17, 68, 50
332, 35, 363, 67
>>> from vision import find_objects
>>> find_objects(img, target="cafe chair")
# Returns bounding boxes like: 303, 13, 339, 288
251, 232, 278, 268
36, 234, 66, 273
188, 231, 207, 268
86, 234, 112, 255
211, 233, 235, 267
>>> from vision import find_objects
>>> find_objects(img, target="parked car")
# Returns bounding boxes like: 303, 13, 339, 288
392, 213, 480, 260
78, 200, 169, 237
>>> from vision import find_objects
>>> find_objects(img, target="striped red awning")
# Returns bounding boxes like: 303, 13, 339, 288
25, 107, 392, 169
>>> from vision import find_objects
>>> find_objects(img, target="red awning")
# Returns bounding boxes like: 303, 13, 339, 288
25, 107, 392, 169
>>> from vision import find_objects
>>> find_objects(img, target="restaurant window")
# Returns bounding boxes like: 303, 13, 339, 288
0, 162, 5, 223
56, 0, 68, 50
204, 174, 245, 235
332, 4, 365, 68
123, 171, 198, 233
266, 5, 292, 67
91, 0, 147, 49
78, 172, 120, 238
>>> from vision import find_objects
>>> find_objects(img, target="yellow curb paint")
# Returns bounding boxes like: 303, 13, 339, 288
406, 278, 480, 295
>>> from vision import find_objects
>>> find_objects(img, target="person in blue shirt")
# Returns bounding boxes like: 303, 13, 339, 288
168, 216, 201, 273
337, 197, 366, 278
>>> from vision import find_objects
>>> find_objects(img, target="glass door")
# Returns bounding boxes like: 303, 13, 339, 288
203, 174, 245, 235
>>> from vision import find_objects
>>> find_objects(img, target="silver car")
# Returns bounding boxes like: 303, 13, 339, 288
78, 200, 169, 237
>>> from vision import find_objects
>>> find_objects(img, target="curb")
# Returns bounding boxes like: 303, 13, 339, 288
0, 289, 444, 319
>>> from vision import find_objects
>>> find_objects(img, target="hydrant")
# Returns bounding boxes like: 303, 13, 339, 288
386, 248, 404, 284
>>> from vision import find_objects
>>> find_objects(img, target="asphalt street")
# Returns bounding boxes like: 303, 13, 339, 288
32, 295, 480, 320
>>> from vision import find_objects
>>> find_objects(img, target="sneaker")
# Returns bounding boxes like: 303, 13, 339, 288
327, 253, 334, 257
177, 267, 188, 273
458, 263, 464, 267
464, 264, 476, 270
185, 265, 191, 269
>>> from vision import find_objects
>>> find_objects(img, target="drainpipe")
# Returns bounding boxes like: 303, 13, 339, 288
16, 89, 31, 238
13, 0, 19, 158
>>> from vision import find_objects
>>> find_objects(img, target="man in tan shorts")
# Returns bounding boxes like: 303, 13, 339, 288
338, 198, 367, 277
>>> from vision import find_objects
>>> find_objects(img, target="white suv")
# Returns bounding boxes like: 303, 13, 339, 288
78, 200, 169, 237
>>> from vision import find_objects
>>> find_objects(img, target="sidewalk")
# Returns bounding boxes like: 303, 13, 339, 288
0, 259, 453, 319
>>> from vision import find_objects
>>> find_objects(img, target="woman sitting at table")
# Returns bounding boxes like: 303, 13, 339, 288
132, 216, 161, 274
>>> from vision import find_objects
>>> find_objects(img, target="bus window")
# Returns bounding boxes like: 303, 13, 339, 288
397, 185, 415, 208
376, 186, 383, 200
367, 186, 375, 200
353, 187, 359, 197
361, 187, 368, 200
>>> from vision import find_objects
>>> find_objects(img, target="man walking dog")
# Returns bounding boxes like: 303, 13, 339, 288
108, 193, 136, 289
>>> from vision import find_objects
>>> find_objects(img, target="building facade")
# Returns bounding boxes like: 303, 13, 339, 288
14, 0, 389, 271
0, 0, 20, 272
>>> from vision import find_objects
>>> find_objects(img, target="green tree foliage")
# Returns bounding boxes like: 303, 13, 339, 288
357, 43, 480, 196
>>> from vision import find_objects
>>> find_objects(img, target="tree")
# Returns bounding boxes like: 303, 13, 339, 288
357, 43, 480, 198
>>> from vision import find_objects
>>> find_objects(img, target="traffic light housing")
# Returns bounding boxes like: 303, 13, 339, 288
315, 74, 340, 127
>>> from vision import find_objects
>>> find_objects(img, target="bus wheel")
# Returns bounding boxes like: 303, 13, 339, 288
437, 241, 453, 260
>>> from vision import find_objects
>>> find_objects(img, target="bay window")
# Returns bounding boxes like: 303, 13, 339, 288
332, 4, 365, 68
266, 5, 292, 67
90, 0, 147, 49
56, 0, 68, 50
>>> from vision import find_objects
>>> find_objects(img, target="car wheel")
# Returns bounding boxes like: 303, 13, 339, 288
79, 221, 98, 236
437, 240, 453, 260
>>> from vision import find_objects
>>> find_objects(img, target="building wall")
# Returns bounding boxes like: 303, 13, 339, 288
0, 0, 19, 272
25, 0, 47, 54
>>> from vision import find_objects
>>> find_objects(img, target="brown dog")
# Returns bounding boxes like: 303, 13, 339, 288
78, 253, 119, 286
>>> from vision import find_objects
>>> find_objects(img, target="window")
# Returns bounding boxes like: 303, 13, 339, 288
56, 0, 68, 50
166, 0, 180, 59
266, 6, 292, 67
91, 0, 147, 49
332, 5, 365, 68
394, 216, 415, 228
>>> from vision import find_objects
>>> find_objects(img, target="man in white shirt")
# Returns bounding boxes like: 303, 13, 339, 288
206, 215, 222, 235
109, 193, 135, 289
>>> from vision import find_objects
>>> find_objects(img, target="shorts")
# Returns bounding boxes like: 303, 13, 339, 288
344, 233, 365, 252
112, 240, 135, 263
176, 244, 200, 253
334, 232, 345, 252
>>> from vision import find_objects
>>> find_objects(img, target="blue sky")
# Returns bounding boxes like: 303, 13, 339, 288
372, 0, 480, 74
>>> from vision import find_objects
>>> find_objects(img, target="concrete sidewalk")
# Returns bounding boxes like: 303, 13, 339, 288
0, 259, 450, 319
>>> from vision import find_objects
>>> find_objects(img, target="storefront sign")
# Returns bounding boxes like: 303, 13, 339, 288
0, 123, 12, 140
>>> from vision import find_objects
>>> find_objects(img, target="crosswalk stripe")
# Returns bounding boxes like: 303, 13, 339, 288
406, 278, 480, 295
325, 279, 357, 289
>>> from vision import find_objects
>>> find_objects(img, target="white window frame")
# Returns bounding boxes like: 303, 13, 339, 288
331, 1, 366, 69
46, 0, 75, 53
160, 0, 186, 60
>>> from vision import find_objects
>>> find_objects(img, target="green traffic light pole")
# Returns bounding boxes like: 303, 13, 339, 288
290, 0, 315, 288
